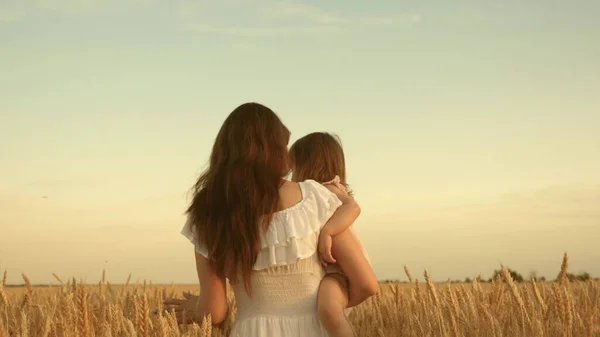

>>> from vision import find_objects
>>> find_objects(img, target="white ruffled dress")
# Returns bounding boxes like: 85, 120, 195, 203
181, 179, 343, 337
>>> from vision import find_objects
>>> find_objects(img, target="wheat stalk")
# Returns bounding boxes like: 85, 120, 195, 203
0, 253, 596, 337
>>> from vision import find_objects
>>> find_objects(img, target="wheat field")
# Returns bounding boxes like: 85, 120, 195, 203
0, 253, 598, 337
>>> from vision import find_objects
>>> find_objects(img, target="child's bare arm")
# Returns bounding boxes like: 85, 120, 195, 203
318, 185, 360, 263
331, 230, 379, 308
321, 184, 360, 237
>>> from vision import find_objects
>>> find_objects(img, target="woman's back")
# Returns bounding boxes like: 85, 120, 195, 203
181, 179, 343, 337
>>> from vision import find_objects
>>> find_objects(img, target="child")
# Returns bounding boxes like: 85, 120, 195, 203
289, 132, 379, 337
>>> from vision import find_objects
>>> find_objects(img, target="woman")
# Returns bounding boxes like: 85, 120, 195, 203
163, 102, 378, 336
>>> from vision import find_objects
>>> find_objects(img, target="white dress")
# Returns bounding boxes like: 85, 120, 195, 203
181, 179, 343, 337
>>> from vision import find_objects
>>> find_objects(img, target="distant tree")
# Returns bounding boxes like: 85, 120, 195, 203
465, 277, 472, 283
381, 279, 401, 284
529, 270, 547, 282
490, 268, 524, 283
529, 270, 538, 281
578, 272, 591, 281
564, 272, 592, 282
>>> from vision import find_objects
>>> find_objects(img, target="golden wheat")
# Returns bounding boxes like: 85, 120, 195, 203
0, 253, 598, 336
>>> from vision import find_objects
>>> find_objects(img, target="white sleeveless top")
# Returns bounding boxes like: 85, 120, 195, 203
181, 179, 343, 337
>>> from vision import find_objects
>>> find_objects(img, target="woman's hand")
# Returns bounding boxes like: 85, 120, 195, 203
162, 291, 204, 324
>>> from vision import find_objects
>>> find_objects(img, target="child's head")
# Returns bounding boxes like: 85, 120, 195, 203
289, 132, 351, 193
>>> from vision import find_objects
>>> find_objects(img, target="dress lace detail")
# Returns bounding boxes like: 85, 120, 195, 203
229, 254, 330, 337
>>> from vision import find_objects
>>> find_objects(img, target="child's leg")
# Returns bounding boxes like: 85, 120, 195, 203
317, 274, 355, 337
331, 229, 378, 308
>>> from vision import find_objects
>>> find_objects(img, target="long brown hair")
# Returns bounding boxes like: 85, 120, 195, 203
186, 102, 290, 295
289, 132, 352, 196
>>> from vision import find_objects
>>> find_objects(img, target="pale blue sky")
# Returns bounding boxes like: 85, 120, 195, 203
1, 0, 599, 284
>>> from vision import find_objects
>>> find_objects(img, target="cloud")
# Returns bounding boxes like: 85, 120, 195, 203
367, 182, 600, 234
182, 22, 342, 37
230, 42, 259, 52
22, 178, 91, 189
359, 14, 422, 26
257, 2, 346, 25
0, 0, 149, 22
178, 2, 421, 37
19, 176, 129, 190
37, 0, 152, 13
0, 7, 26, 22
257, 2, 421, 27
496, 183, 600, 207
479, 183, 600, 224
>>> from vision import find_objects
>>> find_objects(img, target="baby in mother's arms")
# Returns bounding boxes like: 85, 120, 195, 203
289, 132, 376, 337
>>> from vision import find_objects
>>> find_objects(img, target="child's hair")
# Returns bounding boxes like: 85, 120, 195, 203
288, 132, 353, 196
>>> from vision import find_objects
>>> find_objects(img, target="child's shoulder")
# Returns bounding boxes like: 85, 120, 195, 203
299, 178, 326, 191
299, 178, 342, 196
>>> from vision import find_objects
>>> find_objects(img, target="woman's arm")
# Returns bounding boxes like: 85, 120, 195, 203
331, 230, 379, 307
194, 251, 228, 324
163, 251, 228, 325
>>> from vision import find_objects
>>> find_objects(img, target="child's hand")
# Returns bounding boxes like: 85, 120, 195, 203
318, 230, 336, 266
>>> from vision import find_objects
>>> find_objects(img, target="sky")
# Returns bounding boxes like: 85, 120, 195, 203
1, 0, 599, 285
